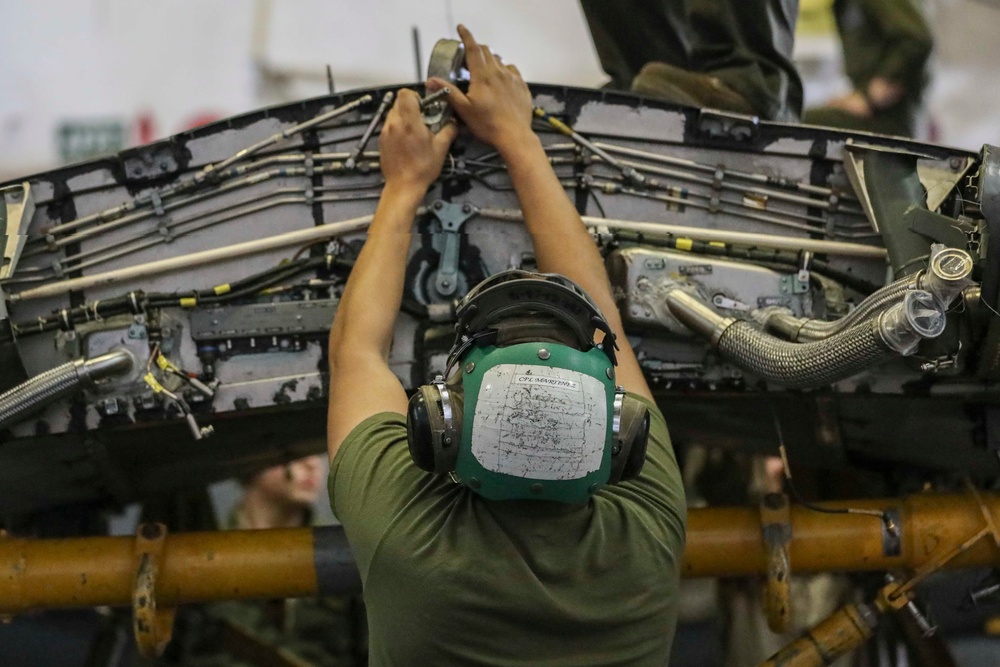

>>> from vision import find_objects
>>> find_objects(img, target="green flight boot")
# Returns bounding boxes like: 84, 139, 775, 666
630, 61, 757, 116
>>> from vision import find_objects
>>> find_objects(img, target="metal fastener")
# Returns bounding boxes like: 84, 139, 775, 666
465, 362, 476, 373
537, 349, 550, 360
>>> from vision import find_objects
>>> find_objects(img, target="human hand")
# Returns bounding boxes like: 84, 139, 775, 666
826, 90, 872, 118
866, 77, 905, 110
427, 24, 535, 156
378, 89, 458, 192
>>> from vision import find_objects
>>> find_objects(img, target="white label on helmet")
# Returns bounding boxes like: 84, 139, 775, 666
470, 364, 607, 480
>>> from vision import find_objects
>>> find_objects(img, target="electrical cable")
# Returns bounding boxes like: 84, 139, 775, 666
770, 404, 899, 537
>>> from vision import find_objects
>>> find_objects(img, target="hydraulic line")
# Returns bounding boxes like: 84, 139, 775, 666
11, 254, 355, 337
476, 207, 888, 259
591, 141, 866, 208
762, 245, 974, 342
665, 289, 946, 388
605, 179, 867, 238
0, 349, 134, 430
612, 231, 881, 295
56, 189, 380, 277
41, 96, 373, 239
9, 214, 377, 302
37, 160, 380, 253
763, 273, 920, 342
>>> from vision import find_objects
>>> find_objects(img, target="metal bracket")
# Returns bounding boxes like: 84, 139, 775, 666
779, 273, 809, 295
429, 200, 478, 298
696, 109, 759, 143
760, 492, 792, 634
1, 183, 35, 283
881, 508, 903, 557
425, 39, 467, 132
133, 523, 176, 658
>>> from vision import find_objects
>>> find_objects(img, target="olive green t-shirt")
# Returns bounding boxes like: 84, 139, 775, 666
329, 394, 686, 666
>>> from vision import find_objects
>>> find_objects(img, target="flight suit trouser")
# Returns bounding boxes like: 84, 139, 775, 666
580, 0, 804, 121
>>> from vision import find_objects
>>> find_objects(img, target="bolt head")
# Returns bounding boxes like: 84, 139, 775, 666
433, 200, 443, 210
530, 483, 544, 494
464, 361, 476, 374
537, 349, 550, 360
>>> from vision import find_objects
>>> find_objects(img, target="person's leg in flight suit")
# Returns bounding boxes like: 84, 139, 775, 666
580, 0, 803, 121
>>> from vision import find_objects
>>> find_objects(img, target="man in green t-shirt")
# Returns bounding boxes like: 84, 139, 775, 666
326, 24, 686, 666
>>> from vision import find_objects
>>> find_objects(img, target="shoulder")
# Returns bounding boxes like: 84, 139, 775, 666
600, 394, 686, 544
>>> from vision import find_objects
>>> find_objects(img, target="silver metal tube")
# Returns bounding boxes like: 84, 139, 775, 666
582, 218, 888, 259
474, 208, 887, 259
763, 273, 920, 342
10, 215, 376, 302
0, 350, 133, 430
662, 291, 736, 345
664, 290, 945, 388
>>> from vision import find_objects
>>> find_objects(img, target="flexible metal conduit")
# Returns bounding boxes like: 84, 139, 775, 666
0, 350, 133, 430
762, 246, 974, 343
764, 273, 920, 342
665, 290, 941, 388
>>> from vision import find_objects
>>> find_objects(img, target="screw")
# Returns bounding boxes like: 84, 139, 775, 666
462, 203, 473, 213
464, 362, 476, 373
538, 349, 550, 360
606, 368, 614, 380
433, 200, 443, 210
530, 483, 544, 494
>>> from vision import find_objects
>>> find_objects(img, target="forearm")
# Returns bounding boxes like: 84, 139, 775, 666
329, 184, 423, 362
499, 134, 652, 400
499, 137, 618, 321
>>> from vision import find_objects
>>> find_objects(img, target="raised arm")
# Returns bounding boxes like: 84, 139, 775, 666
327, 91, 457, 460
432, 25, 652, 401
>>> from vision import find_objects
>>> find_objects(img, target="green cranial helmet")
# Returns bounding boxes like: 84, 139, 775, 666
405, 270, 650, 504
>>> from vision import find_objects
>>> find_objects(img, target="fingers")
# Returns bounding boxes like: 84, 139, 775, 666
457, 24, 487, 74
433, 121, 459, 153
458, 24, 504, 75
430, 76, 472, 119
394, 88, 421, 116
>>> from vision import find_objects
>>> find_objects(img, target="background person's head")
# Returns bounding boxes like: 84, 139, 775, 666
236, 454, 324, 529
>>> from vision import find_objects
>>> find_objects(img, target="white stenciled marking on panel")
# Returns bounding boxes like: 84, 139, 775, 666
471, 364, 607, 480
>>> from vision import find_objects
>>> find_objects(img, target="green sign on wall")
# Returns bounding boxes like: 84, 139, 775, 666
58, 120, 126, 163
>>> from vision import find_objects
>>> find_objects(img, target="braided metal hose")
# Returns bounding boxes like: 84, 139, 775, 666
762, 246, 974, 344
0, 350, 133, 430
718, 319, 889, 388
763, 273, 919, 343
666, 290, 944, 389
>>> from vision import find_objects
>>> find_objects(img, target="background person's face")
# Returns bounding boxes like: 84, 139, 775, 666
253, 454, 324, 509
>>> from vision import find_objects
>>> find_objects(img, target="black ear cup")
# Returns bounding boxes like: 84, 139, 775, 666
608, 394, 650, 483
406, 390, 437, 472
406, 382, 462, 474
620, 411, 650, 481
